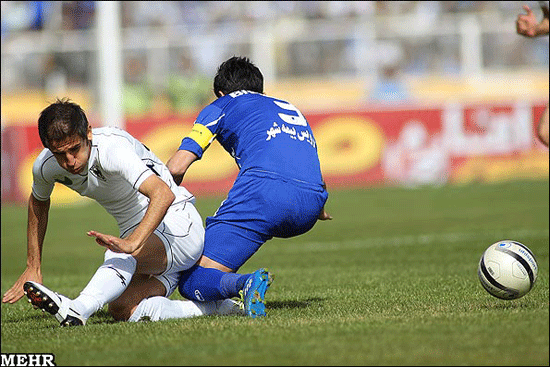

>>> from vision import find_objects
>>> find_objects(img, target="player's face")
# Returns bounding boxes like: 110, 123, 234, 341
49, 128, 92, 174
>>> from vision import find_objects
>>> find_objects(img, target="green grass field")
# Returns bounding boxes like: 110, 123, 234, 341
1, 180, 548, 366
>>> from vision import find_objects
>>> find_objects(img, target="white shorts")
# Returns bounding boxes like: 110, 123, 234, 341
152, 199, 204, 296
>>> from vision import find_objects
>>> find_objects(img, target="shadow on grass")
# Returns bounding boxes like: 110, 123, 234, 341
267, 297, 326, 310
479, 299, 541, 310
9, 298, 328, 328
87, 309, 118, 325
480, 301, 536, 310
8, 308, 118, 328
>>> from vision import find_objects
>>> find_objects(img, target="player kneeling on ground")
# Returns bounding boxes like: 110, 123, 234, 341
1, 99, 267, 325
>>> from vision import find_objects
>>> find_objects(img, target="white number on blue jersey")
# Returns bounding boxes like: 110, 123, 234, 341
274, 100, 307, 126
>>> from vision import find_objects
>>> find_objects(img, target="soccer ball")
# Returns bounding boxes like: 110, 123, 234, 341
478, 240, 538, 300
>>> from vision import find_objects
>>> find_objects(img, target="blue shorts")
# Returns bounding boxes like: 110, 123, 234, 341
203, 171, 328, 270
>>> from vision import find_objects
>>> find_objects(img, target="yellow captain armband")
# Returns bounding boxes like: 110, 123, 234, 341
186, 124, 216, 150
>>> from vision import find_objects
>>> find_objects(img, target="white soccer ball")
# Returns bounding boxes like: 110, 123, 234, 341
478, 240, 538, 300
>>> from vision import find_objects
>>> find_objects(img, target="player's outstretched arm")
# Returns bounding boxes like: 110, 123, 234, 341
537, 105, 549, 147
2, 195, 50, 304
167, 150, 199, 186
88, 175, 175, 255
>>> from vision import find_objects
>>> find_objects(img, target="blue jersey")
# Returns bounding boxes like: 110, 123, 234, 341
178, 90, 324, 187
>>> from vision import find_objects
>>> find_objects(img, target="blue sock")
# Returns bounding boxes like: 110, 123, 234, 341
178, 265, 251, 301
220, 272, 251, 298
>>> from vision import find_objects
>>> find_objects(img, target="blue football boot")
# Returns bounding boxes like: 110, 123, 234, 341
239, 268, 273, 318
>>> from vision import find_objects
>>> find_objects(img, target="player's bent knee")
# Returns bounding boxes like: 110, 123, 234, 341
198, 255, 233, 272
108, 301, 135, 321
108, 274, 167, 321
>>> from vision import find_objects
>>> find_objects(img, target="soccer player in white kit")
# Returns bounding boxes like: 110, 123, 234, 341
2, 98, 243, 325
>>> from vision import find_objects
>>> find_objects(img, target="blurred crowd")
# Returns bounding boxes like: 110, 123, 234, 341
1, 1, 548, 116
0, 1, 535, 32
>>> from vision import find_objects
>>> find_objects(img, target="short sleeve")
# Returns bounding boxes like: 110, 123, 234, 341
31, 151, 55, 201
178, 104, 224, 157
101, 139, 154, 191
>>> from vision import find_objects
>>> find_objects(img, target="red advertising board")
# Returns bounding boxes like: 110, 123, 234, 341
2, 102, 548, 206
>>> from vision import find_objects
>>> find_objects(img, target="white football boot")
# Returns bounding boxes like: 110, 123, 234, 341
24, 281, 86, 326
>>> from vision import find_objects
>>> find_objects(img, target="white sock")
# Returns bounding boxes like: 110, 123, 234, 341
128, 297, 244, 322
71, 251, 137, 320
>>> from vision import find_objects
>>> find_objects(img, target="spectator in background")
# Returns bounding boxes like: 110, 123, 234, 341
168, 52, 212, 113
370, 63, 409, 104
43, 53, 68, 97
123, 56, 153, 116
1, 1, 49, 37
516, 1, 549, 146
62, 1, 94, 30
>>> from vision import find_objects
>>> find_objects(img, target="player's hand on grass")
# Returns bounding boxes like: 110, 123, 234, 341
2, 268, 42, 304
87, 230, 139, 254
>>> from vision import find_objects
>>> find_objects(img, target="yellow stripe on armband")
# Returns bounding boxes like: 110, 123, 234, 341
186, 124, 216, 150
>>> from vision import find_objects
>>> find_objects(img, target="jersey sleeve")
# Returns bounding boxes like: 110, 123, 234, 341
178, 104, 223, 159
101, 139, 154, 191
31, 150, 56, 201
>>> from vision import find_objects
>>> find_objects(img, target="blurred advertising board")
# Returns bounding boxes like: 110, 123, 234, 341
2, 101, 548, 206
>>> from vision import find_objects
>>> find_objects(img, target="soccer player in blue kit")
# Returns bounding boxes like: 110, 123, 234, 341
167, 56, 331, 317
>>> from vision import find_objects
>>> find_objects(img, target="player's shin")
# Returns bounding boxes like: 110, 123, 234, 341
178, 265, 251, 301
71, 251, 137, 320
128, 296, 244, 321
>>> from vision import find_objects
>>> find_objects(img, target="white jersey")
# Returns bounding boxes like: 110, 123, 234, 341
32, 126, 195, 234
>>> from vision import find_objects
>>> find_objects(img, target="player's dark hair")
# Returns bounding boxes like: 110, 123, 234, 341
38, 98, 89, 149
213, 56, 263, 97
